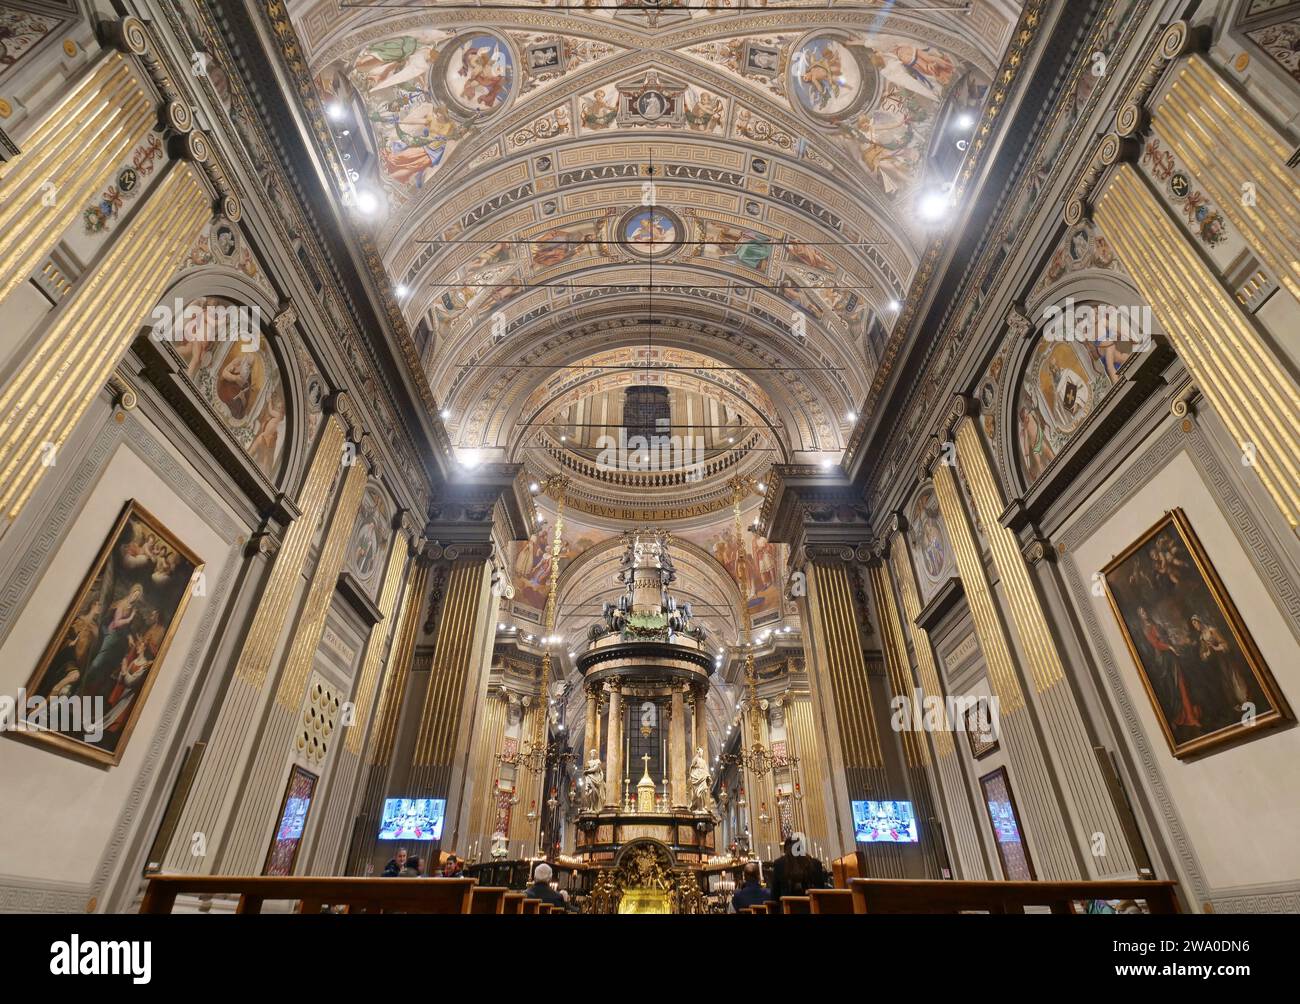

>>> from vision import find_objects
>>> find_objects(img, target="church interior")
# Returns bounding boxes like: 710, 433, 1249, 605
1, 0, 1299, 927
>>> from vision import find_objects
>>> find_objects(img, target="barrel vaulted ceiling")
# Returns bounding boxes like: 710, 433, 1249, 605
288, 0, 1023, 510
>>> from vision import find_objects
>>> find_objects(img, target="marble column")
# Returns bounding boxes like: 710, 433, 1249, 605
605, 682, 622, 808
670, 685, 687, 808
693, 686, 708, 761
585, 685, 600, 760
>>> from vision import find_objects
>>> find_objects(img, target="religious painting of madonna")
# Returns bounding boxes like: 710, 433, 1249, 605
1101, 509, 1291, 760
19, 500, 202, 767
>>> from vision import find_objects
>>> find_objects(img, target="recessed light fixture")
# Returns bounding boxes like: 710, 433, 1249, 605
326, 101, 346, 122
919, 190, 950, 221
440, 408, 451, 420
955, 112, 975, 130
846, 411, 857, 422
395, 284, 409, 298
354, 189, 379, 215
888, 299, 902, 312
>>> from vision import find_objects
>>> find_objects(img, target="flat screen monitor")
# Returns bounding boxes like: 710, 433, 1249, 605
378, 797, 446, 841
852, 799, 919, 843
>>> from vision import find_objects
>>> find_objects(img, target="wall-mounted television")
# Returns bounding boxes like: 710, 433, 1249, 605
378, 797, 446, 841
852, 799, 918, 843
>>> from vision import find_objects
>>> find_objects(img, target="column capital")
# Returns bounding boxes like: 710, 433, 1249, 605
1113, 20, 1210, 139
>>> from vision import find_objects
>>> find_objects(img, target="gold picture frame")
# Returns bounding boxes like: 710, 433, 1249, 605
16, 500, 203, 767
1100, 508, 1291, 759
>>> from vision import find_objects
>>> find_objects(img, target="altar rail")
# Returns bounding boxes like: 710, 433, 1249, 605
847, 879, 1180, 914
139, 875, 482, 914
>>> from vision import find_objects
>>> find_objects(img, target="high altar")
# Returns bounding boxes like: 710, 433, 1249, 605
573, 531, 718, 880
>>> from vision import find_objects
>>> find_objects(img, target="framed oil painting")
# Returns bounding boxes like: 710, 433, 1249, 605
19, 500, 202, 767
963, 698, 999, 759
1101, 508, 1292, 759
264, 765, 318, 876
980, 767, 1035, 881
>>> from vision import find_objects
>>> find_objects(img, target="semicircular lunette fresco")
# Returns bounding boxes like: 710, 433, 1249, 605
169, 295, 287, 478
1013, 300, 1144, 486
906, 484, 956, 607
348, 484, 393, 593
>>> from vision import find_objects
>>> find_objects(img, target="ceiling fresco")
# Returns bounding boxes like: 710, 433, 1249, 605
288, 0, 1022, 537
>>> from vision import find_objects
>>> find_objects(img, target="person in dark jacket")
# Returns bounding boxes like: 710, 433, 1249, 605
731, 861, 773, 912
382, 848, 409, 876
770, 837, 826, 900
524, 863, 566, 908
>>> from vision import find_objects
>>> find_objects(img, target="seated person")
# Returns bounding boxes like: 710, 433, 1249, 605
524, 863, 566, 908
382, 848, 409, 877
731, 861, 773, 912
399, 856, 422, 877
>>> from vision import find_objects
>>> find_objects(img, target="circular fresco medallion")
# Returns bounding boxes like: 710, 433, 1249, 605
788, 35, 877, 122
439, 32, 515, 117
617, 206, 684, 258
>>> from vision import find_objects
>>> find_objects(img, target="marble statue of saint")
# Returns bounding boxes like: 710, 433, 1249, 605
582, 750, 605, 812
688, 746, 714, 813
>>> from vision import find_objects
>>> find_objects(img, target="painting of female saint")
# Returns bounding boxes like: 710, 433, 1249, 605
21, 501, 202, 766
790, 37, 865, 117
1101, 509, 1292, 759
906, 486, 956, 605
353, 33, 443, 93
170, 297, 288, 478
348, 486, 392, 589
443, 34, 514, 115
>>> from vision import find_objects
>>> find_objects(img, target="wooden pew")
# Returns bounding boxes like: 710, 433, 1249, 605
762, 901, 779, 914
503, 892, 526, 915
848, 879, 1181, 915
521, 898, 541, 914
808, 889, 855, 914
469, 886, 508, 914
537, 903, 555, 914
139, 875, 475, 914
781, 896, 812, 914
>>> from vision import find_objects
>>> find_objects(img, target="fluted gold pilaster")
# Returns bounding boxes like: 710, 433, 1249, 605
275, 461, 369, 709
1159, 56, 1300, 304
1096, 166, 1300, 528
785, 697, 831, 855
810, 562, 885, 771
868, 560, 930, 770
931, 461, 1078, 880
0, 55, 154, 305
0, 163, 209, 522
366, 559, 428, 767
412, 558, 492, 768
345, 529, 411, 755
467, 695, 507, 847
889, 530, 987, 878
232, 417, 348, 689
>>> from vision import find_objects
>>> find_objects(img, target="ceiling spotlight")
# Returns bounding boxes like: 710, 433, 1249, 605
887, 299, 902, 312
395, 284, 409, 298
354, 188, 379, 215
568, 651, 576, 658
560, 434, 567, 442
955, 112, 975, 130
528, 481, 540, 493
846, 411, 857, 422
440, 408, 451, 420
821, 458, 836, 471
460, 451, 481, 469
757, 482, 766, 492
498, 623, 505, 630
919, 190, 951, 222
